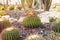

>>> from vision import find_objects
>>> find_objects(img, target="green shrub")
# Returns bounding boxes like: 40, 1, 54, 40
25, 34, 43, 40
23, 16, 41, 28
52, 22, 60, 33
2, 27, 19, 40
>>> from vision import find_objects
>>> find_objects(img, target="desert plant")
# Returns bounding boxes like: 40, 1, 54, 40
23, 15, 41, 28
14, 5, 22, 10
25, 34, 43, 40
6, 6, 14, 10
26, 0, 33, 8
0, 10, 6, 16
0, 6, 5, 10
52, 22, 60, 33
0, 18, 11, 33
49, 17, 56, 22
42, 0, 52, 11
2, 27, 19, 40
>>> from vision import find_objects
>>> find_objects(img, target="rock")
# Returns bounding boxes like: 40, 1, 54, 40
9, 18, 17, 23
18, 17, 25, 23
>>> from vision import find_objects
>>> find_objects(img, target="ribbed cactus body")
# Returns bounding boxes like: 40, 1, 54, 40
25, 34, 43, 40
21, 0, 33, 10
2, 27, 19, 40
52, 22, 60, 33
42, 0, 52, 11
23, 16, 41, 28
26, 0, 33, 8
0, 19, 11, 33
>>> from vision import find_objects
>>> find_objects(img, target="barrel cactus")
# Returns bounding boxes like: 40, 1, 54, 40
42, 0, 52, 11
23, 16, 41, 28
2, 27, 19, 40
0, 18, 11, 32
52, 22, 60, 33
25, 34, 43, 40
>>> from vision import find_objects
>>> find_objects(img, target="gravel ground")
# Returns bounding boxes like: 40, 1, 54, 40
3, 10, 55, 40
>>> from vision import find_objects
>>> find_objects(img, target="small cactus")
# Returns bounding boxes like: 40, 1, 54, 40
25, 34, 43, 40
49, 17, 56, 22
0, 18, 11, 33
23, 11, 41, 28
23, 16, 41, 28
52, 22, 60, 33
2, 27, 19, 40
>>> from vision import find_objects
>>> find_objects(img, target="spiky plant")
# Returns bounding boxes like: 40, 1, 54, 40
52, 22, 60, 33
0, 18, 11, 33
0, 6, 5, 10
7, 6, 14, 10
23, 12, 41, 28
14, 5, 22, 10
25, 34, 43, 40
26, 0, 33, 8
0, 10, 6, 16
2, 27, 19, 40
42, 0, 52, 11
49, 17, 56, 22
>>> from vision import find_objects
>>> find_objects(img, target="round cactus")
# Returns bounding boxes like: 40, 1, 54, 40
6, 6, 14, 10
52, 22, 60, 33
0, 18, 11, 33
2, 27, 19, 40
23, 16, 41, 28
25, 34, 43, 40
